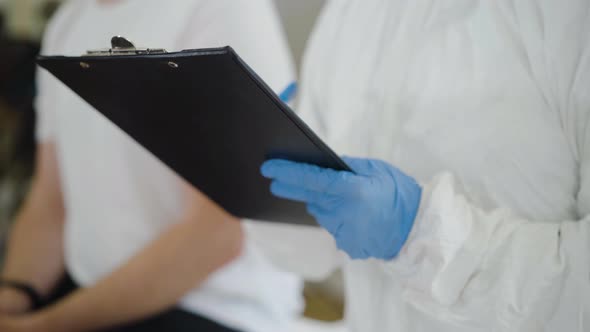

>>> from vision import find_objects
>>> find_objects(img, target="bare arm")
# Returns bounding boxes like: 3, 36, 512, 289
25, 184, 243, 332
0, 143, 66, 314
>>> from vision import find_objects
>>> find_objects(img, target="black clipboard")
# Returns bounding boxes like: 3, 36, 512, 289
37, 37, 351, 226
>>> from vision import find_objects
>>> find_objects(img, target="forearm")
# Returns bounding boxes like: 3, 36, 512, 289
1, 205, 65, 299
1, 143, 66, 303
35, 213, 242, 332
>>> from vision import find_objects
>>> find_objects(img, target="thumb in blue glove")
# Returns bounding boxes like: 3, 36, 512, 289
261, 157, 422, 260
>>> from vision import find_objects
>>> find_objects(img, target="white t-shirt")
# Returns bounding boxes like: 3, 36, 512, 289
35, 1, 303, 331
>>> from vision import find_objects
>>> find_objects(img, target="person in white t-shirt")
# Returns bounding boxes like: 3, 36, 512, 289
0, 1, 302, 331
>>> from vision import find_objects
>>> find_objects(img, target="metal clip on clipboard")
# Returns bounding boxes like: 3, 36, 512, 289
84, 36, 167, 56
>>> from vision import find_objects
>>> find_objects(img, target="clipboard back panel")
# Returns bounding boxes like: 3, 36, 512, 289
37, 47, 350, 226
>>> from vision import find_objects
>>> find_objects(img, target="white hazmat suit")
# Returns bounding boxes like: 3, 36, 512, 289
251, 1, 590, 331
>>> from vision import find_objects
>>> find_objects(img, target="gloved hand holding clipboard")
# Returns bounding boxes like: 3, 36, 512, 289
37, 36, 350, 226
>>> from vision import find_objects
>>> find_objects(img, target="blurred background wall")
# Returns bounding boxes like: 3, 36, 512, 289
275, 0, 325, 69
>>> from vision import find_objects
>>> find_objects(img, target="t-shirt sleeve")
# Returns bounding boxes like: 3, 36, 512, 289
35, 65, 57, 142
34, 1, 80, 143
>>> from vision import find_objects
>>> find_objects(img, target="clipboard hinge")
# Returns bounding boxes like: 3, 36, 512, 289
84, 36, 167, 56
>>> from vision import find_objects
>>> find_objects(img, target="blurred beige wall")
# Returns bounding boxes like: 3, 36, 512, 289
274, 0, 326, 70
2, 0, 60, 41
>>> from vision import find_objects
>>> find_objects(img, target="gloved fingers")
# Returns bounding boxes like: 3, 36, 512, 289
334, 236, 370, 260
270, 181, 322, 203
261, 159, 358, 194
271, 181, 346, 211
353, 249, 372, 260
346, 248, 371, 260
341, 156, 379, 177
306, 203, 343, 235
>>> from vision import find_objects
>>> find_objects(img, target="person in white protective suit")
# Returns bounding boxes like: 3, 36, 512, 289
254, 1, 590, 331
0, 1, 303, 332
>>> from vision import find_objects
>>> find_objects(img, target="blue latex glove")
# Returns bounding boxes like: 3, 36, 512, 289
261, 157, 422, 260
